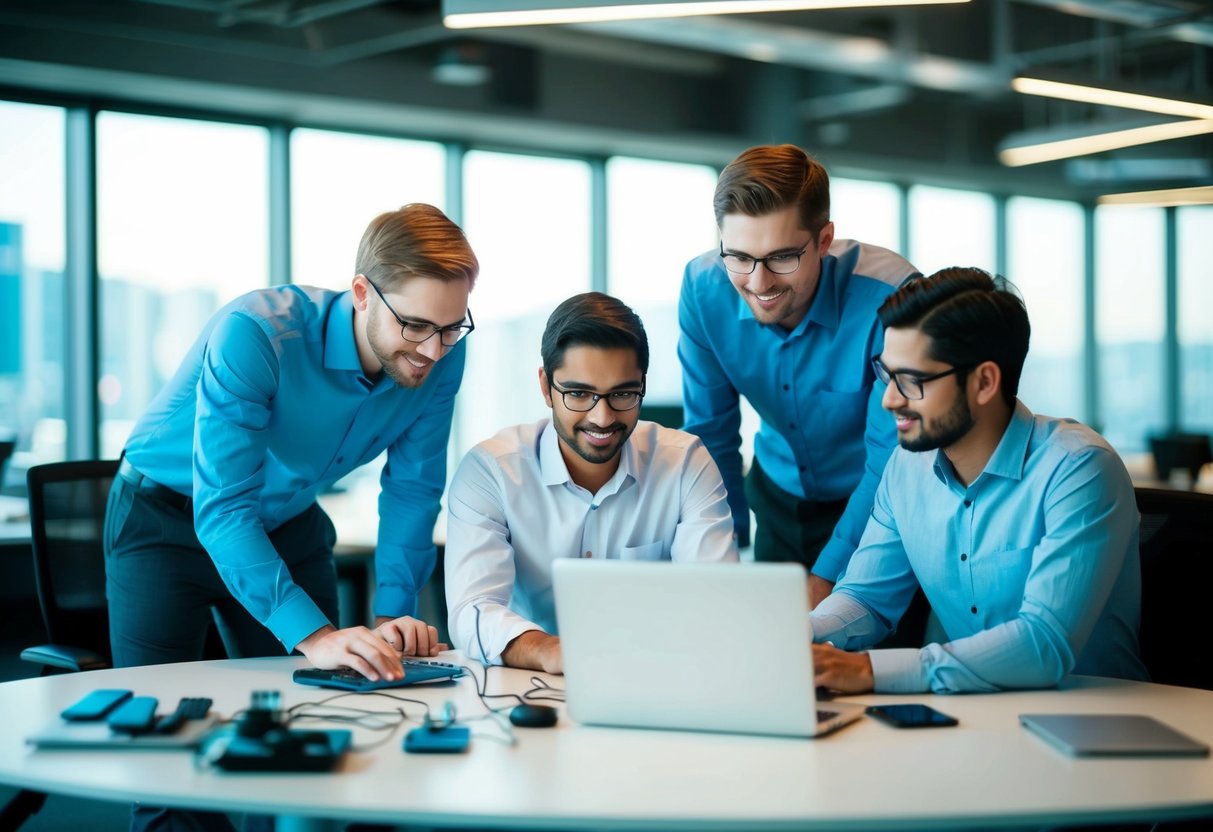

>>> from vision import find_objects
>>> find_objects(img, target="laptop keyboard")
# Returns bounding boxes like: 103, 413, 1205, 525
325, 659, 461, 682
817, 709, 839, 723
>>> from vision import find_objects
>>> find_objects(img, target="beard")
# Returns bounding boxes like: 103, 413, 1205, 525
897, 392, 975, 452
553, 415, 632, 466
369, 332, 432, 389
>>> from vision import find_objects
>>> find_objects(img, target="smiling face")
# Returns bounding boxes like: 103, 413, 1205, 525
718, 205, 834, 331
879, 327, 976, 453
540, 345, 644, 489
355, 274, 470, 389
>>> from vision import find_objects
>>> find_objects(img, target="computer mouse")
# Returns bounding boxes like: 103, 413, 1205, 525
508, 704, 558, 728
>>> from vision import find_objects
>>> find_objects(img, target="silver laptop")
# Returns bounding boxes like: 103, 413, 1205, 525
552, 559, 864, 738
1020, 714, 1210, 757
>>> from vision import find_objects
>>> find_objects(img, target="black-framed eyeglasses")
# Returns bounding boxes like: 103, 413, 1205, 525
367, 279, 474, 347
718, 242, 810, 276
872, 357, 969, 401
550, 382, 645, 413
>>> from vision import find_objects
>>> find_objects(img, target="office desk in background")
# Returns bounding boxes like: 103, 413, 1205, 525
1, 656, 1211, 832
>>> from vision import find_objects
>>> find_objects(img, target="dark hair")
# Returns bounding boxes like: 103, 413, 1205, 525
541, 292, 649, 379
877, 267, 1030, 407
713, 144, 830, 238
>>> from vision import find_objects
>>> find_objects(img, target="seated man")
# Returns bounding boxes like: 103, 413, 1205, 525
810, 267, 1148, 694
445, 292, 739, 673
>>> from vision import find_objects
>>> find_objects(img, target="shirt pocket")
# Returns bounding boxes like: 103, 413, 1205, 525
619, 541, 665, 561
974, 545, 1034, 622
816, 389, 868, 429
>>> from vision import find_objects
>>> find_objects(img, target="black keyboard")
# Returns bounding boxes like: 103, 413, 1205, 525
155, 697, 213, 734
293, 659, 465, 692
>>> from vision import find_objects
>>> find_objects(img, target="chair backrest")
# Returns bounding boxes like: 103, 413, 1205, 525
27, 460, 119, 660
1135, 487, 1213, 691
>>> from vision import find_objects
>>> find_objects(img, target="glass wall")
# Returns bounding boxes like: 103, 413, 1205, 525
96, 112, 270, 457
1006, 197, 1085, 420
458, 150, 592, 456
605, 156, 717, 409
0, 101, 66, 477
291, 130, 446, 289
831, 177, 902, 253
1095, 205, 1166, 452
1178, 205, 1213, 434
908, 185, 996, 276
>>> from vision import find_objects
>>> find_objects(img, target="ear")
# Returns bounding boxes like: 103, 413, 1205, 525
539, 367, 554, 408
971, 360, 1002, 407
351, 274, 371, 311
815, 221, 835, 254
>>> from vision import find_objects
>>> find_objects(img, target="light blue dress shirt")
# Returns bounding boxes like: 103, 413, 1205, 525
678, 238, 918, 578
444, 420, 739, 663
810, 402, 1148, 693
123, 286, 464, 652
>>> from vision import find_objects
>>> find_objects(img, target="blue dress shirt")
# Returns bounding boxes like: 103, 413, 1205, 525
678, 238, 917, 578
810, 403, 1148, 693
123, 286, 464, 652
444, 420, 739, 663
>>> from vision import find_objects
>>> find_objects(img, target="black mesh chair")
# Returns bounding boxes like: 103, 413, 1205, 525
18, 460, 119, 674
1135, 487, 1213, 691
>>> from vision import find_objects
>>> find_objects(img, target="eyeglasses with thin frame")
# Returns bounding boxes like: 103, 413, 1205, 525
872, 357, 970, 401
550, 382, 645, 413
718, 242, 811, 276
367, 279, 474, 347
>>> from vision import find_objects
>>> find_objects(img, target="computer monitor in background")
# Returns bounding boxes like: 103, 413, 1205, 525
1149, 432, 1213, 487
0, 440, 14, 488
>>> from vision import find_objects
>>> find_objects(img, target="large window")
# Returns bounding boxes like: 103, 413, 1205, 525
606, 156, 717, 406
1006, 197, 1085, 420
459, 151, 592, 456
1095, 205, 1166, 452
908, 185, 996, 276
291, 130, 446, 289
0, 101, 66, 475
96, 112, 270, 457
1178, 205, 1213, 434
831, 177, 902, 254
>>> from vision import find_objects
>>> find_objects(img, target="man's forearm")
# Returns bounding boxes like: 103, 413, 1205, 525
501, 630, 562, 674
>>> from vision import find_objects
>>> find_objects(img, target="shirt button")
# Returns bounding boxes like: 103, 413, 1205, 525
788, 422, 796, 429
971, 605, 978, 614
799, 465, 806, 472
336, 457, 344, 464
783, 384, 790, 391
964, 499, 972, 507
960, 553, 967, 561
590, 504, 598, 511
584, 551, 592, 558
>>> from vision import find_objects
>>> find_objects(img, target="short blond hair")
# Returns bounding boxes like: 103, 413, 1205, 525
355, 203, 479, 291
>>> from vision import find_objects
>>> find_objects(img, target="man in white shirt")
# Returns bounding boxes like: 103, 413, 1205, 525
445, 292, 739, 673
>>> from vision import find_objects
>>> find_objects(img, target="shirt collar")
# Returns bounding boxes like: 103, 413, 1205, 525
323, 291, 363, 372
929, 398, 1034, 486
538, 419, 637, 495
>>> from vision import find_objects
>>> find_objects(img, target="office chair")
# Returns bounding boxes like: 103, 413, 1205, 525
1135, 487, 1213, 691
19, 460, 119, 674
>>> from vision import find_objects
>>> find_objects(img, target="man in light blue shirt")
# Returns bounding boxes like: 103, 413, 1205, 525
107, 204, 477, 687
679, 144, 918, 608
811, 267, 1147, 694
445, 293, 738, 674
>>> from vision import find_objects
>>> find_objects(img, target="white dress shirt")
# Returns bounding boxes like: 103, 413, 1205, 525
445, 419, 739, 663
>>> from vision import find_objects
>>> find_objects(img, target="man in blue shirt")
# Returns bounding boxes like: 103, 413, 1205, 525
106, 204, 477, 687
811, 267, 1148, 694
445, 293, 738, 674
679, 144, 918, 607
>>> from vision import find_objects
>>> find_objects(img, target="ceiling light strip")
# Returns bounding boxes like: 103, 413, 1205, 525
999, 119, 1213, 167
1097, 185, 1213, 208
445, 0, 969, 29
1012, 77, 1213, 121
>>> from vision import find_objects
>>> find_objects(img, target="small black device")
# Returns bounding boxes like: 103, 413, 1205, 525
866, 704, 958, 728
60, 689, 133, 721
508, 704, 558, 728
107, 696, 160, 734
155, 697, 213, 734
404, 724, 471, 753
293, 658, 465, 692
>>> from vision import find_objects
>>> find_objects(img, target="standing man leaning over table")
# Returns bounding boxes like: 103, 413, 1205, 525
105, 204, 477, 685
678, 144, 919, 607
811, 267, 1148, 694
445, 292, 738, 674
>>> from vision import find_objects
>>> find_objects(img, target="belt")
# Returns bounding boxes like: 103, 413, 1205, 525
117, 457, 192, 512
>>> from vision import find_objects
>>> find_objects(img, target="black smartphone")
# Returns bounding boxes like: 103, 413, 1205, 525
60, 689, 134, 721
865, 704, 958, 728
